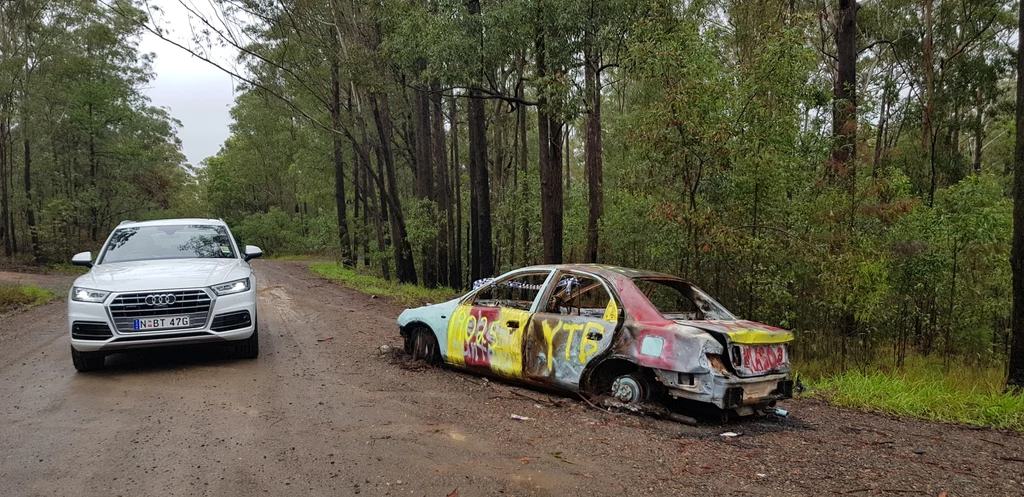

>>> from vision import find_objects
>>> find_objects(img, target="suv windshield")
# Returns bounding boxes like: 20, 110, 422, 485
634, 278, 736, 321
99, 225, 236, 264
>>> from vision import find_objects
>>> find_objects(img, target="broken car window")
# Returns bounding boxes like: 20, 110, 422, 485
473, 273, 549, 311
546, 274, 613, 318
636, 278, 736, 321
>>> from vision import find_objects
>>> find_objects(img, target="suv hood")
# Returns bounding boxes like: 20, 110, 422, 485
75, 259, 250, 292
674, 320, 793, 344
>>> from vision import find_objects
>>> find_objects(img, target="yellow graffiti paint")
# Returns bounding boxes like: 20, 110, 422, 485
541, 319, 562, 372
446, 304, 473, 366
579, 322, 603, 362
490, 308, 529, 378
562, 323, 584, 360
538, 318, 607, 372
602, 300, 619, 322
727, 328, 794, 344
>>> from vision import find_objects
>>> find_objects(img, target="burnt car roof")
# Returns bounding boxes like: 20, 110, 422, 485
514, 264, 682, 281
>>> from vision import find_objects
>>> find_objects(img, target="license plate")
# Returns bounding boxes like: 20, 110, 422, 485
738, 344, 788, 375
133, 316, 190, 330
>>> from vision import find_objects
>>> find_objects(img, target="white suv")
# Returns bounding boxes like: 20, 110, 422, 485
67, 218, 262, 372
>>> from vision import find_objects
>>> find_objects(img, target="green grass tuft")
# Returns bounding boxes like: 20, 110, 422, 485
308, 262, 458, 306
803, 365, 1024, 432
0, 284, 57, 312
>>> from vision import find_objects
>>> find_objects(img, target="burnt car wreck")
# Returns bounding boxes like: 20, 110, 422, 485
397, 265, 794, 419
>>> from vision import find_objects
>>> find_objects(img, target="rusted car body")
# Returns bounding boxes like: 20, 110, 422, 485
397, 264, 794, 417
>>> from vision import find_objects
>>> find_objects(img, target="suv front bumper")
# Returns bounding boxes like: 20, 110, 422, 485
68, 289, 257, 353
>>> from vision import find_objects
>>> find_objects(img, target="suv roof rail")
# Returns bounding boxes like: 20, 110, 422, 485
118, 220, 135, 225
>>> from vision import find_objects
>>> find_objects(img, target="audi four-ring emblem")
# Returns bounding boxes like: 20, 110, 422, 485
145, 293, 177, 306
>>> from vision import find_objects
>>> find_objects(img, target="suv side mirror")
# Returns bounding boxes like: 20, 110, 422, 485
244, 245, 263, 262
72, 251, 93, 268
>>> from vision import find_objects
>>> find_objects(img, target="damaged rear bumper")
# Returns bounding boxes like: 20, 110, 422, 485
654, 369, 793, 412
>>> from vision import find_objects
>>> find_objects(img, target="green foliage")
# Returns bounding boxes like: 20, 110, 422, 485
0, 0, 191, 263
309, 262, 456, 306
233, 208, 338, 256
0, 284, 56, 312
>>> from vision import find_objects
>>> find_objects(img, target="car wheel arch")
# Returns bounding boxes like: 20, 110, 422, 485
580, 355, 646, 396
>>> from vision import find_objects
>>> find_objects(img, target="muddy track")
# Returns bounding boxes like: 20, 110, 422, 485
1, 260, 1022, 497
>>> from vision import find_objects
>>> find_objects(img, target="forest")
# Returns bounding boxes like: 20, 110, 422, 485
1, 0, 1023, 386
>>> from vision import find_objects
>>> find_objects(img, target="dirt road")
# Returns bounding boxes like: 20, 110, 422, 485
1, 261, 1022, 497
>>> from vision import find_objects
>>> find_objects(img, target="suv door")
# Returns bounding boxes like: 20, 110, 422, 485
445, 271, 552, 379
524, 271, 621, 390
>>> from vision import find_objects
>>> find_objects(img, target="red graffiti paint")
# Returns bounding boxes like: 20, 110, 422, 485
741, 344, 787, 374
463, 306, 501, 368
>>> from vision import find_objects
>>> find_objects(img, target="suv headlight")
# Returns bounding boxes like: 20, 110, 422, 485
211, 278, 251, 296
72, 287, 109, 303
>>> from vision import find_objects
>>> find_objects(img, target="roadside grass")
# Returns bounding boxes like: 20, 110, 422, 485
47, 262, 88, 275
308, 262, 458, 306
798, 356, 1024, 432
0, 284, 57, 313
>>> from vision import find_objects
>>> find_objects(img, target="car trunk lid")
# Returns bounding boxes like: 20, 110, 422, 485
675, 320, 793, 377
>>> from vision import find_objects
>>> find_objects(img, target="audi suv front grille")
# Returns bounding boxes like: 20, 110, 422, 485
108, 289, 213, 333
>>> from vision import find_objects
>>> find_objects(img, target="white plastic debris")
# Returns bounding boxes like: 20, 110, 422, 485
720, 432, 741, 438
510, 414, 533, 421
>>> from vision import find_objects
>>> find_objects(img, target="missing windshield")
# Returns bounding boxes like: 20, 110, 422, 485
634, 278, 735, 321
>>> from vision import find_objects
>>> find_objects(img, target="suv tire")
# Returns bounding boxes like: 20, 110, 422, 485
235, 326, 259, 359
71, 346, 105, 372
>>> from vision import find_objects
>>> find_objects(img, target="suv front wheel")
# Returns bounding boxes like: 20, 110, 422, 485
235, 326, 259, 359
71, 346, 105, 372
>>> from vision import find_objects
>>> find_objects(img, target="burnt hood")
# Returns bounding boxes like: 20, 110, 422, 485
673, 320, 794, 344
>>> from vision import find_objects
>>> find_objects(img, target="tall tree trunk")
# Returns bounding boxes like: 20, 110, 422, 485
0, 114, 10, 257
372, 144, 393, 281
370, 92, 417, 283
584, 24, 603, 263
468, 89, 493, 278
432, 86, 452, 288
1008, 0, 1024, 390
24, 128, 39, 262
358, 112, 391, 280
564, 124, 570, 191
349, 88, 364, 267
517, 69, 529, 265
330, 41, 352, 266
467, 0, 494, 279
922, 0, 935, 152
974, 89, 984, 173
872, 75, 890, 180
922, 0, 938, 208
88, 102, 99, 242
415, 86, 437, 288
451, 95, 463, 288
536, 26, 563, 264
831, 0, 857, 195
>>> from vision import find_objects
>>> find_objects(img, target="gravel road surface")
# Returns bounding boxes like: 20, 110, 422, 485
1, 260, 1022, 496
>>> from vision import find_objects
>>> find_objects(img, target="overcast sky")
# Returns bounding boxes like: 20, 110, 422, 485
136, 1, 239, 167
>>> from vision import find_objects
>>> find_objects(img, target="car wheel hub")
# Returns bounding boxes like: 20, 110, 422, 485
611, 376, 643, 403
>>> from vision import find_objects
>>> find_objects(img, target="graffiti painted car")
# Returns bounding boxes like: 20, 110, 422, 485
397, 265, 794, 417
